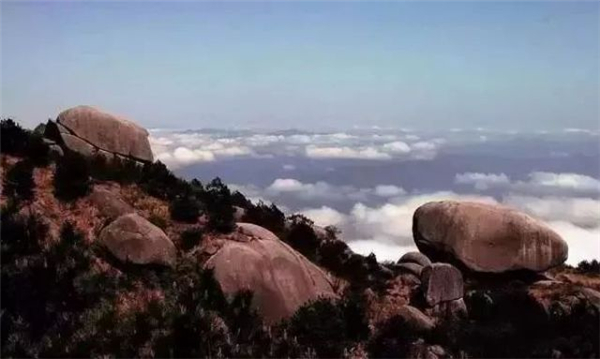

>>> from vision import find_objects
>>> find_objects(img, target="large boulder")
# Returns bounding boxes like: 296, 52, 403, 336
99, 213, 176, 266
204, 223, 336, 323
421, 263, 464, 306
45, 106, 153, 162
413, 201, 568, 273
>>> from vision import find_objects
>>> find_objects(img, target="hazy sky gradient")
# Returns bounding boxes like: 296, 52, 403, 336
2, 1, 598, 130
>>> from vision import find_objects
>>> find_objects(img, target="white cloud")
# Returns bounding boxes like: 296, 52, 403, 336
374, 185, 406, 197
305, 145, 391, 160
503, 195, 600, 228
301, 206, 346, 227
265, 178, 372, 201
382, 141, 411, 154
283, 164, 296, 171
456, 171, 600, 196
547, 221, 600, 265
515, 172, 600, 196
347, 240, 417, 263
267, 178, 307, 193
455, 172, 511, 190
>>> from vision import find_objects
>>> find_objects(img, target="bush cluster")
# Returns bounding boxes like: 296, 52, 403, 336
53, 153, 92, 201
1, 119, 50, 166
3, 160, 35, 202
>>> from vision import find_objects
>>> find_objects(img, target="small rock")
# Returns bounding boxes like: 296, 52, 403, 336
421, 263, 464, 306
396, 305, 436, 333
399, 251, 432, 267
397, 262, 424, 277
99, 213, 176, 267
432, 298, 468, 321
90, 187, 133, 220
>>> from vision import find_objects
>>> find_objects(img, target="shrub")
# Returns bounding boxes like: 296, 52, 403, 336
576, 260, 600, 274
285, 214, 320, 262
140, 161, 189, 200
243, 201, 286, 236
3, 160, 35, 202
0, 119, 30, 155
25, 133, 50, 167
179, 227, 204, 252
288, 298, 353, 358
0, 120, 50, 166
53, 153, 91, 201
203, 177, 235, 233
148, 213, 168, 230
170, 195, 201, 223
367, 315, 421, 358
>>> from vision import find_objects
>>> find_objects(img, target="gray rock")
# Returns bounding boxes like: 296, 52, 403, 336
99, 213, 176, 267
396, 305, 436, 333
205, 224, 336, 323
421, 263, 464, 306
432, 298, 468, 321
580, 288, 600, 312
60, 133, 97, 157
399, 251, 432, 267
90, 187, 134, 220
413, 201, 568, 273
397, 262, 424, 277
46, 106, 153, 162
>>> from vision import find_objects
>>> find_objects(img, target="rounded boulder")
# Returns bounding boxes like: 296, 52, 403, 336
413, 201, 568, 273
48, 106, 153, 162
99, 213, 176, 267
204, 223, 336, 323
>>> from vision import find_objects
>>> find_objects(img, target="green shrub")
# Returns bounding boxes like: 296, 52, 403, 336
243, 201, 285, 236
288, 297, 353, 358
3, 160, 35, 202
179, 227, 204, 252
203, 177, 235, 233
0, 119, 30, 155
148, 213, 169, 230
285, 214, 320, 262
576, 259, 600, 274
53, 153, 91, 201
170, 195, 201, 223
25, 133, 50, 167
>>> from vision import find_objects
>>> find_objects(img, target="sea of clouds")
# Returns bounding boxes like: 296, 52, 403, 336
150, 127, 600, 265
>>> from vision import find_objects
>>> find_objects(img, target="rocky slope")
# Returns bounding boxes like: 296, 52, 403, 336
1, 108, 599, 358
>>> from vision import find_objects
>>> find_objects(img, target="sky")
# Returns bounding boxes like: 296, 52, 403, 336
1, 1, 599, 131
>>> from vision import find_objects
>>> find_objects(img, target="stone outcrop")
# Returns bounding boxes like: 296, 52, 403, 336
90, 186, 133, 220
45, 106, 153, 163
396, 305, 436, 333
204, 223, 337, 323
99, 213, 176, 267
413, 201, 568, 273
397, 262, 425, 278
399, 251, 432, 267
421, 263, 464, 306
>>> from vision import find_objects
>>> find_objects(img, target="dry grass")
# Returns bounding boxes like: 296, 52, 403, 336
365, 274, 418, 328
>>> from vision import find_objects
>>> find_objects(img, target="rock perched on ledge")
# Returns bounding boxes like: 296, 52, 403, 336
421, 263, 464, 306
204, 223, 336, 323
398, 251, 432, 267
413, 201, 568, 273
45, 105, 153, 163
99, 213, 176, 267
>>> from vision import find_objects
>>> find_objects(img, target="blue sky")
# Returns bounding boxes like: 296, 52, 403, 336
1, 1, 598, 130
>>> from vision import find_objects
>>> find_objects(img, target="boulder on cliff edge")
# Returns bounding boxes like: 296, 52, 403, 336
413, 201, 568, 273
45, 106, 153, 163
